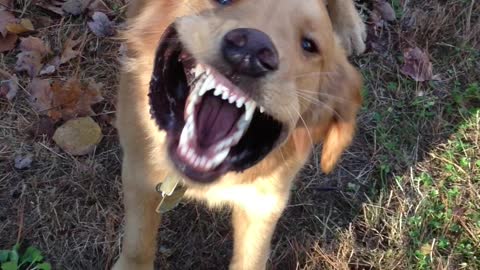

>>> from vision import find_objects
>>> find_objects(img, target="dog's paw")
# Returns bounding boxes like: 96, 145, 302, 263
334, 17, 367, 56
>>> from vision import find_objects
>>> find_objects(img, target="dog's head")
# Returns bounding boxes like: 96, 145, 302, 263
143, 0, 362, 183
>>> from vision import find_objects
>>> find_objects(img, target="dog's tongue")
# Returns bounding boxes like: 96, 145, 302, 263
195, 93, 243, 148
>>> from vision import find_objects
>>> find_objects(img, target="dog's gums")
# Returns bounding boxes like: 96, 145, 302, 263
149, 25, 285, 183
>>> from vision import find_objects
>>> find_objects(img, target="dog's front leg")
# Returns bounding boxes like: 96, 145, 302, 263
229, 194, 288, 270
113, 161, 162, 270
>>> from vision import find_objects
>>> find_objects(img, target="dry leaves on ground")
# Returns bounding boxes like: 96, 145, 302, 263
28, 77, 104, 121
59, 34, 84, 64
400, 47, 433, 82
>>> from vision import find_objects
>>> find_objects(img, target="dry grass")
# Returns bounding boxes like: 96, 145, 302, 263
1, 0, 479, 269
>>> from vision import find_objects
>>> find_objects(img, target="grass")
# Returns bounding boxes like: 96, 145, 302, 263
1, 0, 479, 269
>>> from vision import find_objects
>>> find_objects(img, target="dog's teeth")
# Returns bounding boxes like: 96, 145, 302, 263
236, 97, 245, 108
205, 160, 213, 170
212, 148, 230, 166
244, 100, 256, 121
214, 86, 223, 96
194, 157, 201, 168
194, 65, 204, 77
199, 75, 215, 96
221, 88, 230, 100
260, 106, 265, 113
180, 145, 188, 156
186, 148, 194, 160
199, 157, 207, 168
228, 95, 237, 104
206, 68, 211, 75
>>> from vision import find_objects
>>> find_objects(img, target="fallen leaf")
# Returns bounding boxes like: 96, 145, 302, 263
0, 10, 16, 37
400, 47, 433, 82
6, 18, 35, 34
60, 34, 82, 64
15, 51, 43, 77
51, 78, 104, 120
28, 78, 53, 113
19, 36, 50, 56
0, 72, 18, 100
373, 0, 396, 22
53, 117, 102, 155
62, 0, 88, 16
14, 153, 34, 169
35, 0, 64, 15
27, 77, 104, 121
0, 0, 13, 10
0, 32, 16, 52
87, 12, 115, 37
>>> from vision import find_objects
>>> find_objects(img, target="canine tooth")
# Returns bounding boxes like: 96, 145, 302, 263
212, 148, 230, 166
236, 97, 245, 108
199, 75, 215, 96
206, 68, 211, 75
260, 106, 265, 113
179, 128, 189, 148
180, 145, 188, 156
228, 95, 237, 104
244, 100, 256, 121
194, 64, 204, 77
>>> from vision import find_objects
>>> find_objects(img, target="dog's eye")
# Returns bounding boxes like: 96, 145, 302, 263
216, 0, 233, 5
301, 37, 319, 54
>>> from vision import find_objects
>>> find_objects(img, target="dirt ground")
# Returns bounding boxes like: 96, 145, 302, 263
1, 0, 479, 269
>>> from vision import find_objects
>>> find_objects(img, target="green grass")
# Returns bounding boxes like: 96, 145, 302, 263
0, 245, 51, 270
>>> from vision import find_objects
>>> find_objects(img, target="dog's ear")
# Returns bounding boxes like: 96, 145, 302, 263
315, 57, 362, 174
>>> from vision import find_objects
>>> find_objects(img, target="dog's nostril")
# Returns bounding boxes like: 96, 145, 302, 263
257, 48, 278, 71
222, 28, 279, 77
225, 31, 247, 48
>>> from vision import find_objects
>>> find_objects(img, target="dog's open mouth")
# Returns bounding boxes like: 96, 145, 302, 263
149, 25, 286, 183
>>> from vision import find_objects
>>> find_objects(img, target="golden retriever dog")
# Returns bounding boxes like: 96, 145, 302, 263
113, 0, 365, 269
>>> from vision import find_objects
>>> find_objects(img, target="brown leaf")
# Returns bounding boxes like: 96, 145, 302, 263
54, 78, 104, 120
52, 117, 102, 156
6, 18, 35, 34
28, 78, 53, 113
0, 10, 16, 37
0, 32, 16, 52
373, 0, 396, 22
60, 34, 82, 64
0, 0, 13, 10
87, 11, 115, 37
400, 47, 433, 82
15, 51, 43, 77
62, 0, 88, 16
19, 36, 50, 56
35, 0, 64, 15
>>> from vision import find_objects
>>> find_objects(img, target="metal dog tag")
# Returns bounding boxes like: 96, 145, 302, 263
155, 175, 185, 213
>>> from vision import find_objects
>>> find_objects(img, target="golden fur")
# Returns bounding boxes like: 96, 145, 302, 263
113, 1, 364, 269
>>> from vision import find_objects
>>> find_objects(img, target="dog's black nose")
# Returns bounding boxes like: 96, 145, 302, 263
222, 28, 279, 77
